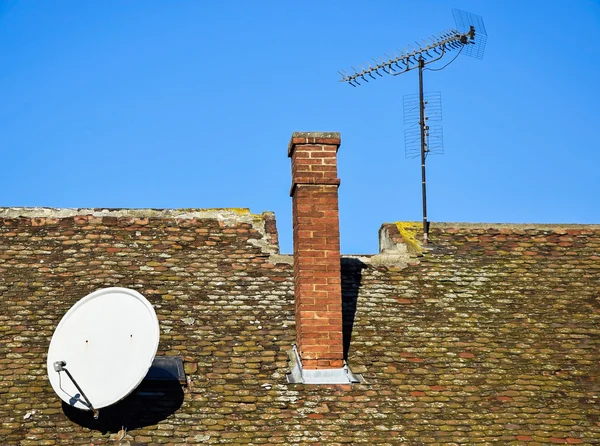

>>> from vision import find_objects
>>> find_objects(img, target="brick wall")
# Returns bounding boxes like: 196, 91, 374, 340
288, 132, 344, 369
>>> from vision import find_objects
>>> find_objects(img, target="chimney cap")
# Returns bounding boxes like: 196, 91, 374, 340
288, 132, 341, 157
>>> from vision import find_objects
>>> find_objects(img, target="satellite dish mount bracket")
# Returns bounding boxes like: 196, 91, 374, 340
53, 360, 100, 419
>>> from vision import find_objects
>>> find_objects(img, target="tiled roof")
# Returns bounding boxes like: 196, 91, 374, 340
1, 209, 599, 444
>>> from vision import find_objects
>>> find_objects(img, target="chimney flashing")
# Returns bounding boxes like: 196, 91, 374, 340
286, 345, 364, 384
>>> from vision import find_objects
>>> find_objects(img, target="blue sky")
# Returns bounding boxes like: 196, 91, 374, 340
1, 1, 599, 254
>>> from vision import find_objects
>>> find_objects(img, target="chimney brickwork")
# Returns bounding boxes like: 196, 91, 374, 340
288, 132, 344, 369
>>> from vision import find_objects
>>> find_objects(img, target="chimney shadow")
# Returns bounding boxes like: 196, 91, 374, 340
62, 380, 184, 435
341, 257, 366, 359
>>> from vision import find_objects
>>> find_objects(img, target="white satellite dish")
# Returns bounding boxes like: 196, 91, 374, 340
47, 287, 160, 418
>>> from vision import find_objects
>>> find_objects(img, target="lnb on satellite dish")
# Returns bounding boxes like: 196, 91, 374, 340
46, 287, 160, 418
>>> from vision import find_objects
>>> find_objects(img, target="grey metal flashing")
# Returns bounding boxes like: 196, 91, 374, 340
286, 345, 364, 384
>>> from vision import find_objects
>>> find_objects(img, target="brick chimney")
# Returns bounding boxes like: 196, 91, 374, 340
288, 132, 344, 370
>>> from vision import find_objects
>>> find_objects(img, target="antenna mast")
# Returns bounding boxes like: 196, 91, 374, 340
418, 58, 428, 245
339, 9, 487, 245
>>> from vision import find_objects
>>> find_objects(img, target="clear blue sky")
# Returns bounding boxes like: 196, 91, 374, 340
1, 1, 599, 254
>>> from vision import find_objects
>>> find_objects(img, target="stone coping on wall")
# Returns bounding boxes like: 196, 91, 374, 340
421, 221, 600, 229
1, 206, 259, 220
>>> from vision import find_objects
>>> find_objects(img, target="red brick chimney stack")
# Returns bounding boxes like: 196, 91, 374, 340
288, 132, 344, 369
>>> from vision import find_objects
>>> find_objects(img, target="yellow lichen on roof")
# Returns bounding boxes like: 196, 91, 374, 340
394, 221, 423, 255
176, 208, 250, 215
207, 208, 250, 215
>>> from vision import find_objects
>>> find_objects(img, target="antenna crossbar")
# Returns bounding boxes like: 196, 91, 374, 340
339, 27, 475, 86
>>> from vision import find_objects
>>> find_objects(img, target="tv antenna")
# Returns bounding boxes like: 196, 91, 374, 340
339, 9, 487, 245
47, 287, 160, 419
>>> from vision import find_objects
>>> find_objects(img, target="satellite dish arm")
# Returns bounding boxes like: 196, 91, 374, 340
53, 361, 99, 419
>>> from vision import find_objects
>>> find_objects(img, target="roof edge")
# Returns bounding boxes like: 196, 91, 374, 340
383, 221, 600, 230
0, 207, 281, 255
0, 207, 259, 219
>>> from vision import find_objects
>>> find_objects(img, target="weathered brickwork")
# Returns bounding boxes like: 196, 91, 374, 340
1, 210, 599, 444
289, 132, 344, 369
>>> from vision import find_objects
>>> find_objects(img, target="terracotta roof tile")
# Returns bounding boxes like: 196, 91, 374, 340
1, 211, 599, 444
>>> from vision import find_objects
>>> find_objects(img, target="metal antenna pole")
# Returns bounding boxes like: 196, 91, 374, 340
418, 58, 429, 246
